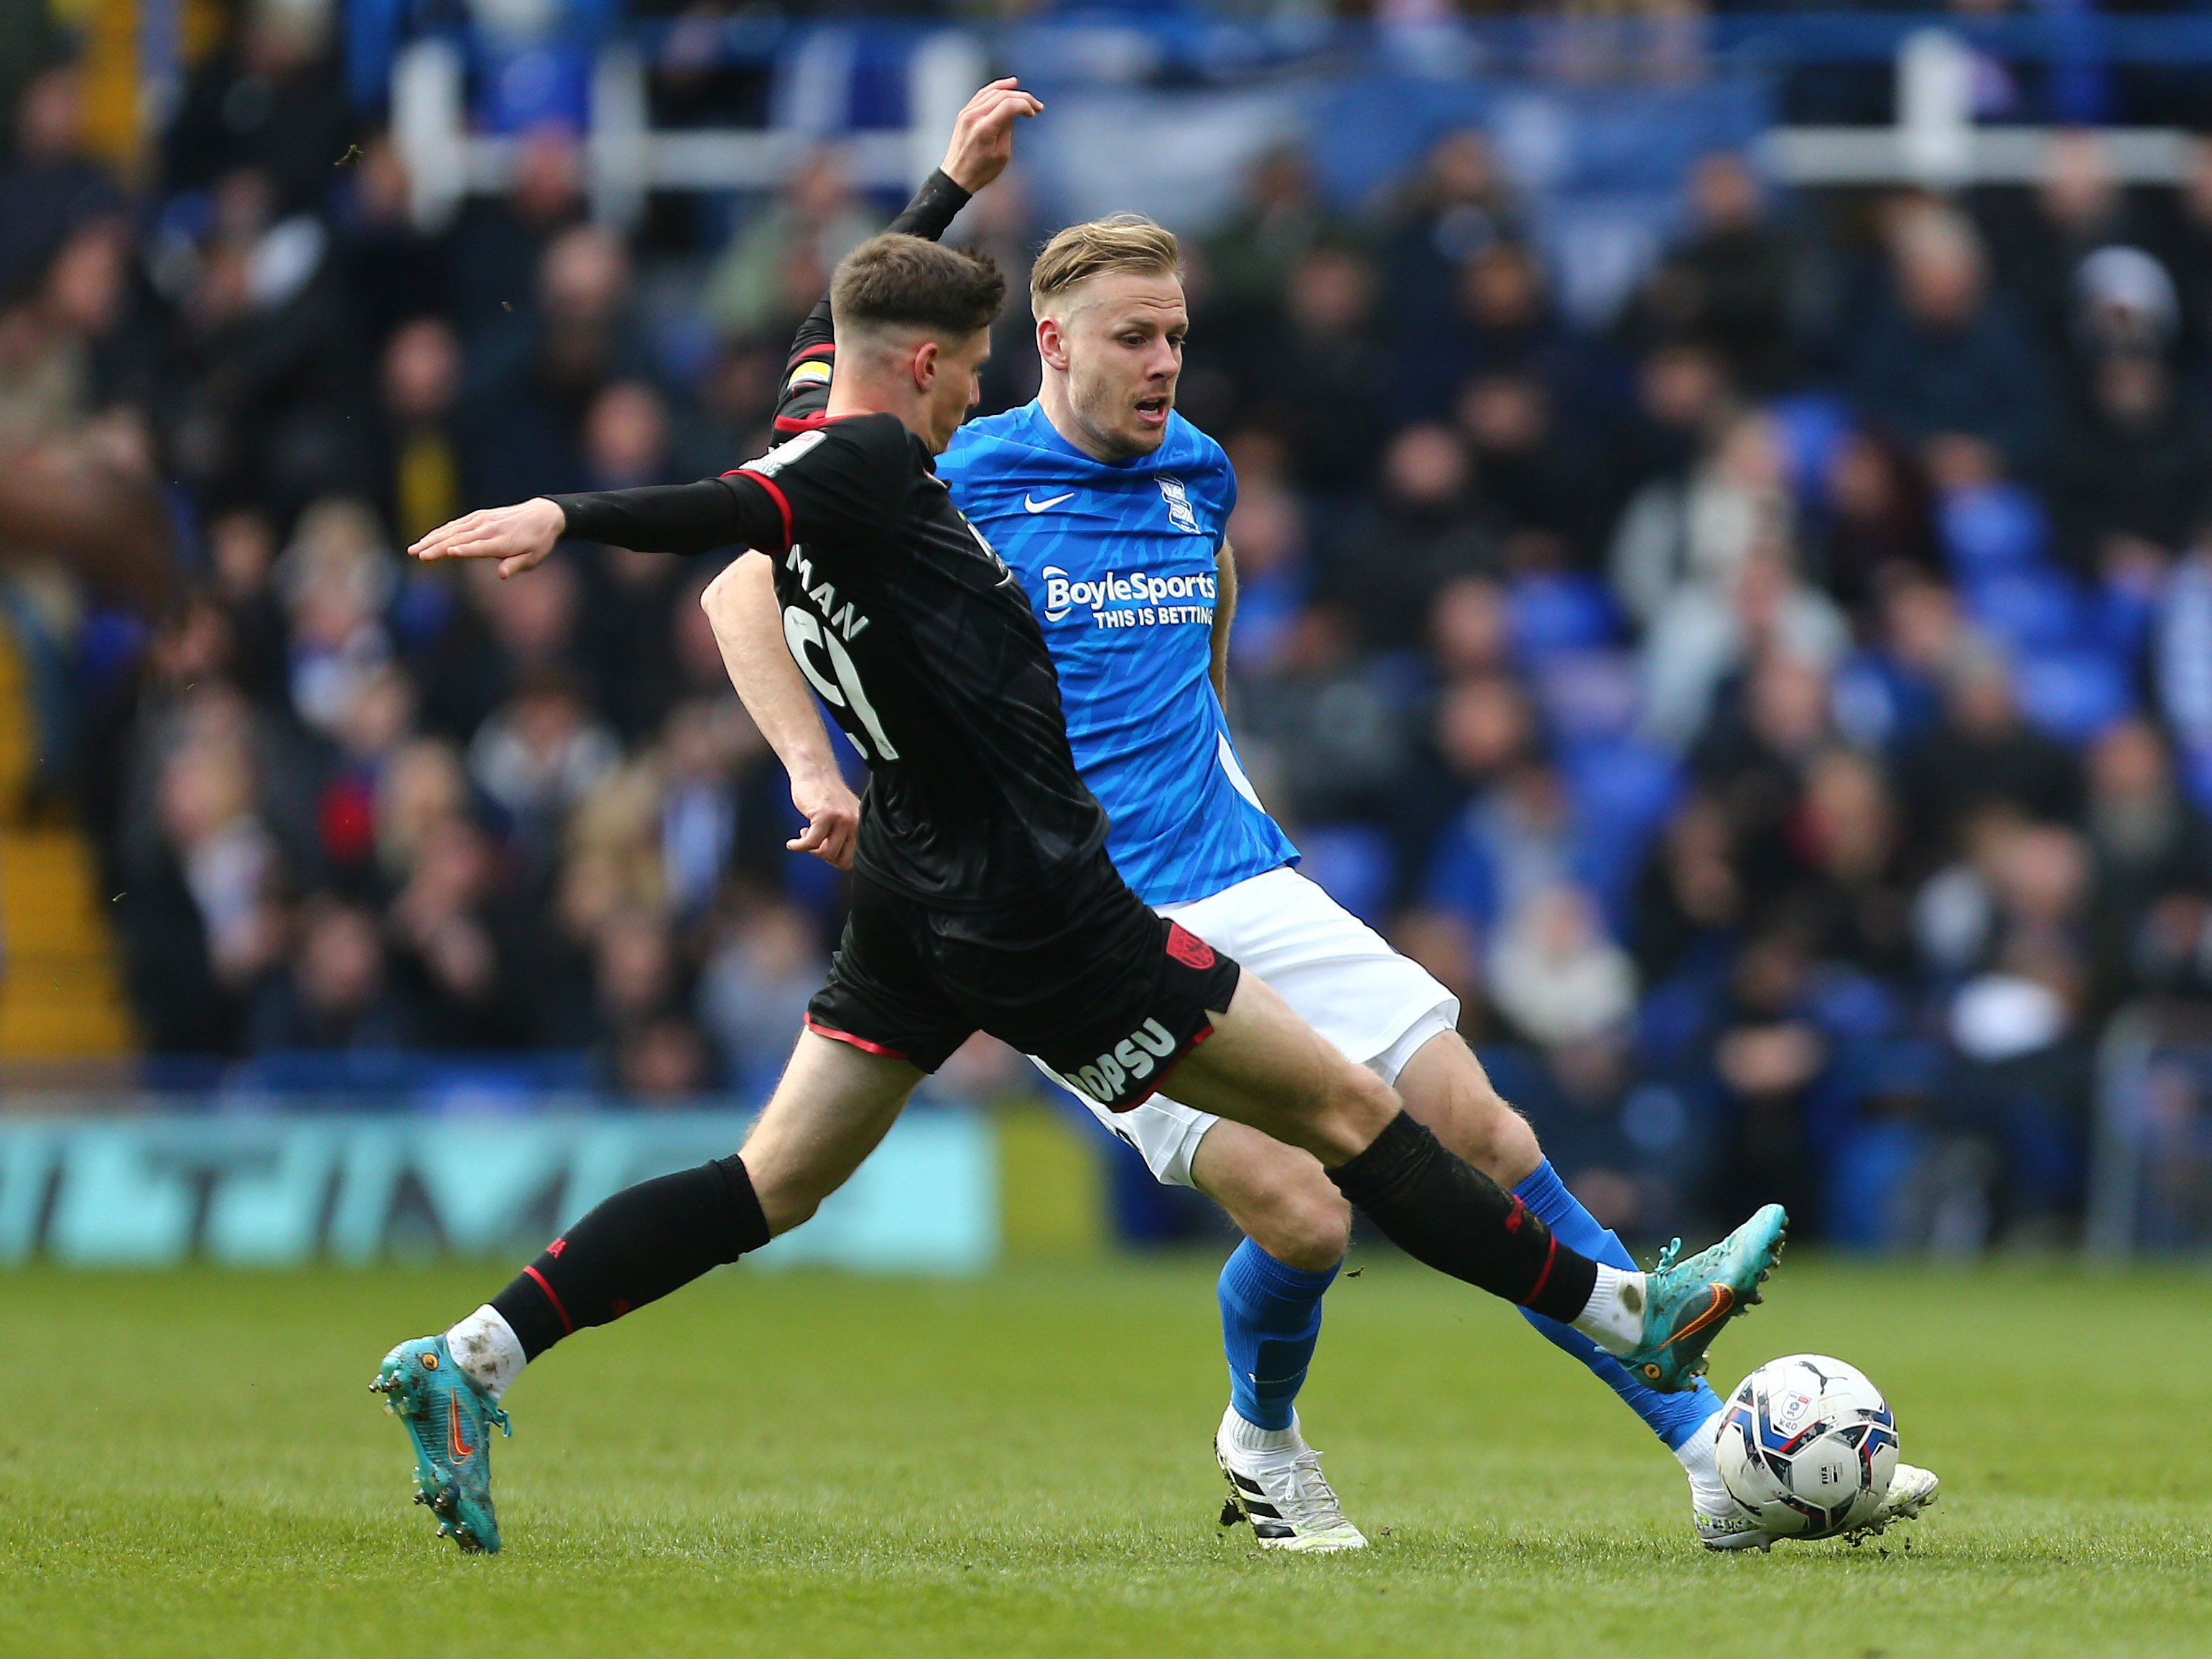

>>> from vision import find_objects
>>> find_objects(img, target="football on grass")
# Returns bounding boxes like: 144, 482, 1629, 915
1714, 1354, 1899, 1539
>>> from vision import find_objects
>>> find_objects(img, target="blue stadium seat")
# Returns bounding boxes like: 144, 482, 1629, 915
2091, 577, 2157, 664
1530, 649, 1641, 744
1964, 570, 2084, 653
1560, 735, 1681, 924
1770, 392, 1851, 503
2181, 745, 2212, 817
1940, 483, 2051, 577
2012, 649, 2134, 745
1507, 572, 1617, 659
1294, 823, 1396, 927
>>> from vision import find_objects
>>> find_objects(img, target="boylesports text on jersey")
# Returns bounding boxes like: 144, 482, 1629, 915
1040, 567, 1218, 631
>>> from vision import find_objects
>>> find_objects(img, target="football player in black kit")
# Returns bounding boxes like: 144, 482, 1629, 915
370, 80, 1785, 1556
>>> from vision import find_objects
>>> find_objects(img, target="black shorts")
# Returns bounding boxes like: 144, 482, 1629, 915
805, 852, 1242, 1112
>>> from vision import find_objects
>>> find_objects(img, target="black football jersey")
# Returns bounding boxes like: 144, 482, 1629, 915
733, 414, 1109, 906
548, 169, 1107, 908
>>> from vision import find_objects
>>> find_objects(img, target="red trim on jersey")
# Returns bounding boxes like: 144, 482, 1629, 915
523, 1264, 574, 1335
786, 343, 836, 369
1110, 1021, 1214, 1114
804, 1013, 911, 1061
1519, 1235, 1560, 1309
774, 412, 832, 434
726, 469, 793, 550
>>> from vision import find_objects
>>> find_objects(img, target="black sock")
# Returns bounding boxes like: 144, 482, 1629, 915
492, 1155, 770, 1360
1326, 1111, 1598, 1324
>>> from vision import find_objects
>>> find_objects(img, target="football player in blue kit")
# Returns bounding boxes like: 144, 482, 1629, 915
721, 193, 1936, 1549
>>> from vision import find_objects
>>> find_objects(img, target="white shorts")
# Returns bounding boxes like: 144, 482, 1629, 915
1031, 865, 1459, 1189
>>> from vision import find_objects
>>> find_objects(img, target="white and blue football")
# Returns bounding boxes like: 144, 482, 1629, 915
1714, 1354, 1899, 1539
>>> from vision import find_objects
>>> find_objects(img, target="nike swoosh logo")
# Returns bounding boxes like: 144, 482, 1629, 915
1660, 1284, 1737, 1349
448, 1395, 476, 1463
1023, 492, 1076, 514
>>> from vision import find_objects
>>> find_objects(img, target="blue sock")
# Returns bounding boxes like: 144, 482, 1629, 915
1217, 1239, 1339, 1431
1512, 1160, 1721, 1452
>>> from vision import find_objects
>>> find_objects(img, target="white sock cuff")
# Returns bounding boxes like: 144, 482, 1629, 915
1569, 1265, 1646, 1355
1223, 1406, 1302, 1456
446, 1304, 526, 1402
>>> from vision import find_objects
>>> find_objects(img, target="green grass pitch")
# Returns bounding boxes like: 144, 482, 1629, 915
6, 1255, 2209, 1658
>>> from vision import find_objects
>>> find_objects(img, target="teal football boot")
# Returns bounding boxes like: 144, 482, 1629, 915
371, 1336, 513, 1553
1618, 1203, 1788, 1393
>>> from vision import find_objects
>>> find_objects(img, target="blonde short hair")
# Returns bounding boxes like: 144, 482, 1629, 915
1028, 214, 1181, 315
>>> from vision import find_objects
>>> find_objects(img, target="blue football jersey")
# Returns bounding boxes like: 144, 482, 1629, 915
939, 401, 1297, 906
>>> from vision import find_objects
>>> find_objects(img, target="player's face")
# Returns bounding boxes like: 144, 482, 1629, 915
1058, 273, 1186, 460
920, 327, 993, 453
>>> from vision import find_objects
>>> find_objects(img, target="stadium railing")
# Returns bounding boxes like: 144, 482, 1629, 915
385, 13, 2212, 233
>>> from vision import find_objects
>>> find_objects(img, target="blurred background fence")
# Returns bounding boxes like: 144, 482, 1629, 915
11, 0, 2212, 1264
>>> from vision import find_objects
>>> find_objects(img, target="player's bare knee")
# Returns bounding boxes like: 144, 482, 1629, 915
1272, 1179, 1352, 1270
1310, 1060, 1400, 1163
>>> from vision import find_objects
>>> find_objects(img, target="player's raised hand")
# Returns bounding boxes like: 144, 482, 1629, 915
938, 78, 1042, 196
407, 497, 567, 579
786, 766, 862, 870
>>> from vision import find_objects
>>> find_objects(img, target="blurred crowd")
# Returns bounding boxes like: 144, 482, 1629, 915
11, 4, 2212, 1248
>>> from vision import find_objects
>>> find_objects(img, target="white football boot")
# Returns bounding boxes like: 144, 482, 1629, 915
1693, 1462, 1943, 1552
1214, 1407, 1368, 1553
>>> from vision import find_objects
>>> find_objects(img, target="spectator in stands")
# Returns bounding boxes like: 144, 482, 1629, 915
118, 713, 287, 1054
465, 223, 651, 503
2083, 717, 2212, 1010
278, 498, 397, 743
1851, 201, 2053, 480
1323, 422, 1496, 650
467, 664, 619, 861
1204, 144, 1348, 339
1793, 746, 1915, 978
159, 166, 367, 517
205, 507, 289, 706
1632, 150, 1799, 394
1631, 789, 1744, 986
1380, 129, 1525, 389
1690, 649, 1839, 903
1454, 369, 1589, 569
702, 146, 875, 342
699, 896, 828, 1092
372, 318, 466, 549
1640, 539, 1849, 750
1805, 429, 1938, 619
1248, 245, 1386, 498
1935, 822, 2096, 1242
386, 811, 532, 1049
251, 892, 417, 1051
162, 0, 351, 217
333, 134, 455, 349
1408, 241, 1586, 423
453, 126, 584, 332
0, 65, 121, 298
1698, 919, 1839, 1235
1902, 649, 2084, 860
1485, 881, 1639, 1047
1611, 408, 1795, 631
2047, 346, 2210, 582
1987, 128, 2147, 365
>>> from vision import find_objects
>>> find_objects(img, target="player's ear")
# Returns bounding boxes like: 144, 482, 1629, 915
911, 337, 941, 393
1036, 312, 1069, 373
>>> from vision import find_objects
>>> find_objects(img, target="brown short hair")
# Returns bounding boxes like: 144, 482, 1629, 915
1029, 215, 1181, 314
830, 233, 1005, 340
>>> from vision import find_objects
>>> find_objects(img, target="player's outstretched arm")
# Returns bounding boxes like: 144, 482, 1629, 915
408, 497, 567, 580
700, 552, 861, 870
